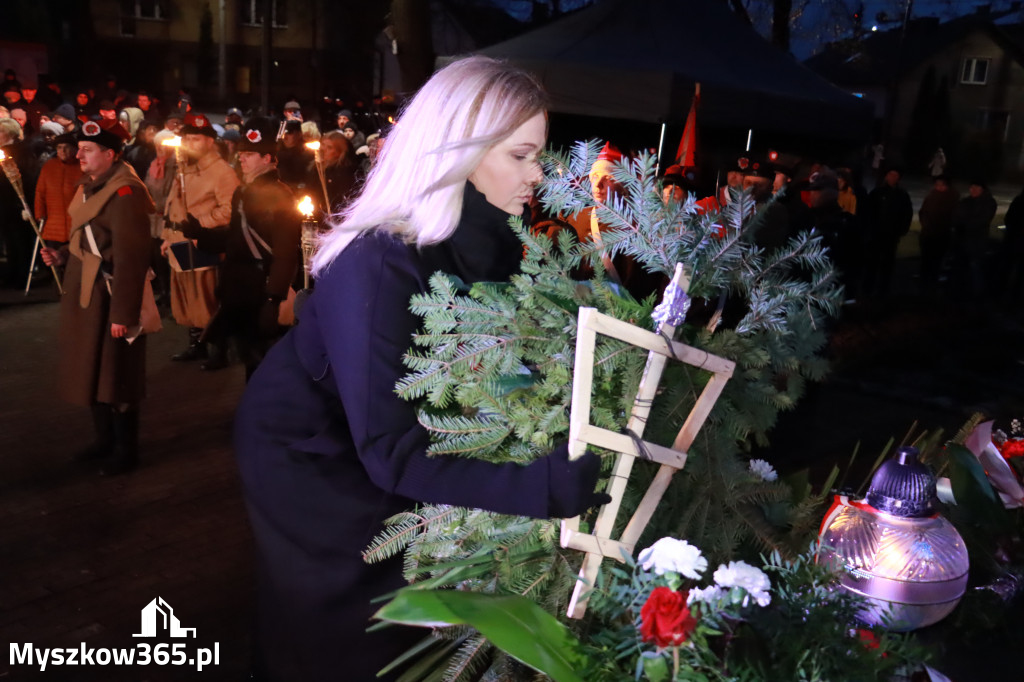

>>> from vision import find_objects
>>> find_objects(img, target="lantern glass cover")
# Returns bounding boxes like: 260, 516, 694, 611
818, 447, 969, 631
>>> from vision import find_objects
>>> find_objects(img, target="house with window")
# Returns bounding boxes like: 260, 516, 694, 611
807, 6, 1024, 180
65, 0, 353, 110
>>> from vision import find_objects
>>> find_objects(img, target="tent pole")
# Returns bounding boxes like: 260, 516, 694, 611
656, 122, 666, 175
745, 128, 753, 152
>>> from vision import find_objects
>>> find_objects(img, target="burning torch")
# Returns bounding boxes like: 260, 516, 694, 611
298, 195, 316, 289
305, 140, 330, 211
161, 135, 187, 212
0, 149, 64, 294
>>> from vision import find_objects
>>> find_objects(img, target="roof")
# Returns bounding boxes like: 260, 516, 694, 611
806, 9, 1024, 87
454, 0, 871, 139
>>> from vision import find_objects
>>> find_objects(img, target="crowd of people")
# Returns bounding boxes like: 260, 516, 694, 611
0, 68, 388, 294
0, 67, 393, 478
3, 57, 1024, 680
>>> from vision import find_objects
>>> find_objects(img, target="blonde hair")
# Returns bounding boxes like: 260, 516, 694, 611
0, 117, 24, 142
312, 56, 546, 275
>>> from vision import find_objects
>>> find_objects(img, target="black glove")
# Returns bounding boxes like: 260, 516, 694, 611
178, 213, 203, 239
546, 442, 611, 518
258, 297, 281, 337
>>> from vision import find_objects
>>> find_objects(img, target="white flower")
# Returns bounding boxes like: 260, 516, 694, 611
713, 560, 772, 607
748, 459, 778, 482
637, 537, 708, 579
686, 585, 724, 606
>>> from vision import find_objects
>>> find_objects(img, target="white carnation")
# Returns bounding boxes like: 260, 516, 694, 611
686, 585, 724, 606
748, 458, 778, 482
713, 560, 772, 607
637, 537, 708, 579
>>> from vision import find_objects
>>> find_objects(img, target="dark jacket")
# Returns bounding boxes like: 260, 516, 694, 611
918, 187, 959, 239
193, 167, 300, 305
234, 183, 551, 681
867, 183, 913, 242
953, 191, 997, 252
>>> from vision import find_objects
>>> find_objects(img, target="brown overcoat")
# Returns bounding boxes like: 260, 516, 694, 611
57, 161, 155, 407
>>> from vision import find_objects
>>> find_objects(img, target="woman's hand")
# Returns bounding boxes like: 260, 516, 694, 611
159, 240, 170, 257
110, 323, 128, 338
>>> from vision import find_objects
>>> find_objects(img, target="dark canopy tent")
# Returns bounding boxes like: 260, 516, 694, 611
458, 0, 870, 141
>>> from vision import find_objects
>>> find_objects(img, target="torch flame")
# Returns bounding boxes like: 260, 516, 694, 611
305, 141, 321, 151
298, 196, 314, 218
0, 149, 6, 160
161, 136, 182, 147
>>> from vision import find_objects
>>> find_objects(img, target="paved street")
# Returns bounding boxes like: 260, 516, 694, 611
1, 231, 1023, 680
0, 292, 253, 681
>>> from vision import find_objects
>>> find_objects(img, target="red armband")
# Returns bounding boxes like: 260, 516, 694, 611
117, 186, 133, 197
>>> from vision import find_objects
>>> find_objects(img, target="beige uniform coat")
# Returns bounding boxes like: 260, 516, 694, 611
58, 161, 155, 407
163, 150, 239, 328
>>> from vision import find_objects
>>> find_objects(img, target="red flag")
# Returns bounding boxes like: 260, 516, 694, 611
676, 83, 700, 167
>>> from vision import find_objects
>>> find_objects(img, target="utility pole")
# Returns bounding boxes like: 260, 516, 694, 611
218, 0, 227, 104
261, 0, 272, 114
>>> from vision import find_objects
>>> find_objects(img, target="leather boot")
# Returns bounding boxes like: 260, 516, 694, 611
73, 403, 114, 461
100, 408, 139, 476
200, 342, 229, 371
172, 327, 207, 361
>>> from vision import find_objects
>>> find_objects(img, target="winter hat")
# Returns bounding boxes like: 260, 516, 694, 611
238, 117, 278, 155
283, 100, 301, 111
40, 121, 65, 137
77, 118, 130, 153
181, 113, 217, 138
54, 131, 77, 146
337, 109, 353, 120
53, 103, 76, 121
590, 142, 624, 179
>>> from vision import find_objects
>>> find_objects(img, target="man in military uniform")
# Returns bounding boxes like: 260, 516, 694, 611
40, 119, 156, 475
178, 118, 300, 379
161, 113, 240, 367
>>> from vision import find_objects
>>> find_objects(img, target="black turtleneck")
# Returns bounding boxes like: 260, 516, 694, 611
418, 181, 526, 285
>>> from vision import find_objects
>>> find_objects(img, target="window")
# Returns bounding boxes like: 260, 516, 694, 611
120, 0, 167, 36
241, 0, 288, 28
961, 57, 990, 85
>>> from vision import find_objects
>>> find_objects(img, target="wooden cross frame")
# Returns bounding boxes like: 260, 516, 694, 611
560, 265, 736, 618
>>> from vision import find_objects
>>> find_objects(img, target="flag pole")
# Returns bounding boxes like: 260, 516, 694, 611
656, 122, 666, 175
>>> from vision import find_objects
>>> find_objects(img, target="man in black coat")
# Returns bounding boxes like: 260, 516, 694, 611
863, 167, 913, 298
952, 180, 997, 297
179, 118, 300, 379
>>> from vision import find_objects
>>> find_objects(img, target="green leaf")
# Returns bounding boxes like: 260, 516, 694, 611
374, 588, 586, 682
640, 651, 670, 682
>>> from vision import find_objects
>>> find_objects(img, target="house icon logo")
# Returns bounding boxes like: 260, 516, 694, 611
133, 597, 197, 638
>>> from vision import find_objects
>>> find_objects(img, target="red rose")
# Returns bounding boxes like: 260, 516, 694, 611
857, 628, 888, 658
640, 587, 698, 648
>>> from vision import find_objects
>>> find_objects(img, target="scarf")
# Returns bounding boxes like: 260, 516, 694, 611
418, 181, 527, 286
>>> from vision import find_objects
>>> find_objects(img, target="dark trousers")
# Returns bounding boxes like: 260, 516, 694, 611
919, 231, 949, 285
204, 301, 268, 379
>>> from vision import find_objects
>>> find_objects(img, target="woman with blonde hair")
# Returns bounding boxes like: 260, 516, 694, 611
234, 56, 609, 681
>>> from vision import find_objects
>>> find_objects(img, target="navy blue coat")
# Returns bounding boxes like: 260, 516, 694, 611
234, 185, 553, 680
